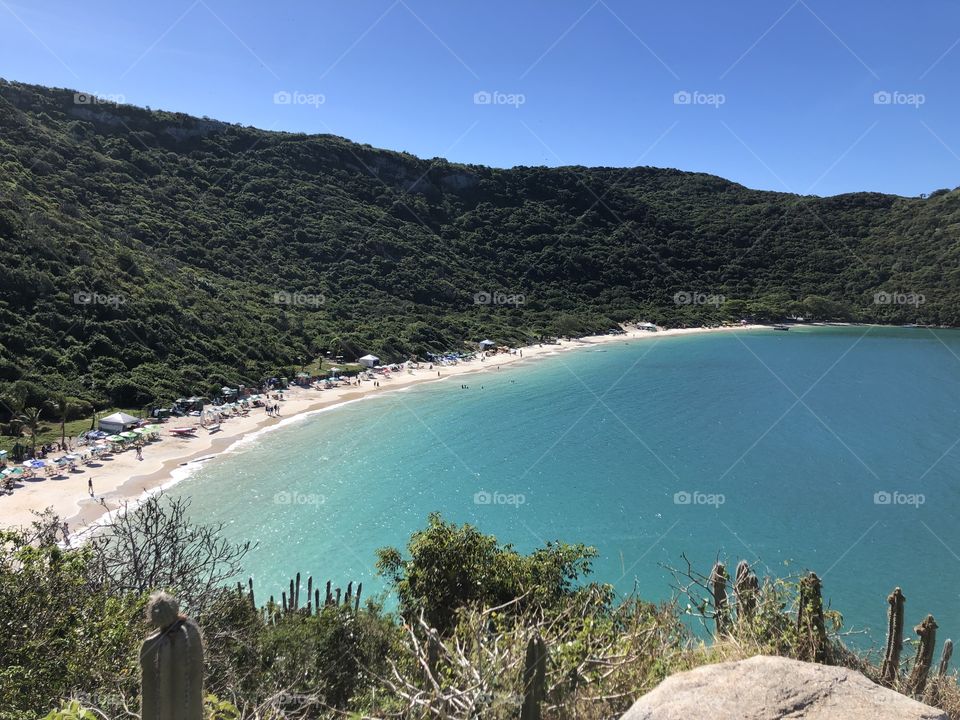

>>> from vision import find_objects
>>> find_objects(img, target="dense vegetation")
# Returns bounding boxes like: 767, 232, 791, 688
6, 501, 958, 720
1, 78, 958, 411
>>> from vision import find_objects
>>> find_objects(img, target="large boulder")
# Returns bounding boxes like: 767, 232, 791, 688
621, 655, 947, 720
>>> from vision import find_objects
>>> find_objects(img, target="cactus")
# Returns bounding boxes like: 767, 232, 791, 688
938, 638, 952, 677
734, 560, 759, 622
709, 562, 729, 636
520, 633, 547, 720
904, 614, 938, 697
325, 580, 332, 606
140, 592, 204, 720
354, 582, 362, 612
247, 577, 256, 611
796, 572, 828, 663
881, 587, 906, 686
924, 638, 955, 708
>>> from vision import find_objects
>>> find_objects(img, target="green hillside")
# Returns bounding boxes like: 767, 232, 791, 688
0, 78, 957, 408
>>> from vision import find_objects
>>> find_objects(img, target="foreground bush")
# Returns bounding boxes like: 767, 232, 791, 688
4, 503, 960, 719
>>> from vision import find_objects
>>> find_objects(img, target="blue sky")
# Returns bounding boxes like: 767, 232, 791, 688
2, 0, 959, 196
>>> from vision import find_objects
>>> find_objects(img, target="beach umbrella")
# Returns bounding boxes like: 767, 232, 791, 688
23, 459, 46, 469
119, 431, 138, 439
106, 435, 123, 442
63, 454, 80, 461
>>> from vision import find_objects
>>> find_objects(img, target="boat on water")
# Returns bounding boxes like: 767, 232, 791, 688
773, 324, 790, 331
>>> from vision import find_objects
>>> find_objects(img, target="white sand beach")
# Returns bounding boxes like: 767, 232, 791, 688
0, 325, 766, 535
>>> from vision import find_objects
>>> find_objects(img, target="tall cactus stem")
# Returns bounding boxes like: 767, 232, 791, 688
881, 587, 906, 686
140, 592, 204, 720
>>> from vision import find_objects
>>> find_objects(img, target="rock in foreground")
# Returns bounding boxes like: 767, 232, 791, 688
621, 655, 947, 720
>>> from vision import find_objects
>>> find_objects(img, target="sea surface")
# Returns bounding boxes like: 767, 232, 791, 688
175, 327, 960, 645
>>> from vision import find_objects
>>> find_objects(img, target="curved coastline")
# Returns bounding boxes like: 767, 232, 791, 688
0, 325, 770, 537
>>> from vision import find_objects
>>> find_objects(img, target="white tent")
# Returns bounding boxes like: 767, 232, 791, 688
479, 339, 496, 349
98, 412, 140, 433
358, 354, 380, 368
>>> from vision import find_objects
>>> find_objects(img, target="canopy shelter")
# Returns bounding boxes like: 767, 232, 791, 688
637, 322, 658, 331
358, 354, 380, 368
98, 412, 139, 434
479, 340, 496, 349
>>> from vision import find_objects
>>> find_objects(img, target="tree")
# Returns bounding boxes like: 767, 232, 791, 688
45, 395, 76, 449
18, 407, 43, 456
376, 512, 600, 634
85, 492, 253, 614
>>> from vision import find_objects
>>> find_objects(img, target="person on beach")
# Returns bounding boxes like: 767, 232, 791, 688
136, 446, 143, 460
88, 478, 94, 497
61, 521, 70, 546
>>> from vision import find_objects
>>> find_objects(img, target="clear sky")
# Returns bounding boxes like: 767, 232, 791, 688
2, 0, 959, 197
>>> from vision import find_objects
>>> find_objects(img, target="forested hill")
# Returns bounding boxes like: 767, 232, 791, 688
0, 78, 958, 408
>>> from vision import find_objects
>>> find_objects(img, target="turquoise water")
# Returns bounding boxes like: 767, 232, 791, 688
175, 327, 960, 643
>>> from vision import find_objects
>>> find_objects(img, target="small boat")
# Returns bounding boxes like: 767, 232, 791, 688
206, 424, 221, 434
169, 427, 197, 437
773, 324, 790, 331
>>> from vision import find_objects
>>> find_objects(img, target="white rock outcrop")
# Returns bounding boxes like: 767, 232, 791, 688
621, 655, 947, 720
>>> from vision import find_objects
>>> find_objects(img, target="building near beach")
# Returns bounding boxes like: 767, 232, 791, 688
98, 411, 140, 433
359, 354, 380, 368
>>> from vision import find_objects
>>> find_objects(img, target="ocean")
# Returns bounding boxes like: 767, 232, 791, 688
174, 326, 960, 644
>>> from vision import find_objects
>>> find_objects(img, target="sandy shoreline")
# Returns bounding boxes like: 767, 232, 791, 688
0, 324, 768, 536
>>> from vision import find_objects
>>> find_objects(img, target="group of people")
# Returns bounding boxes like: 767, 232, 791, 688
265, 403, 282, 417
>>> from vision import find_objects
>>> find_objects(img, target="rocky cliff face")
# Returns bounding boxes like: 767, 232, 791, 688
621, 655, 948, 720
